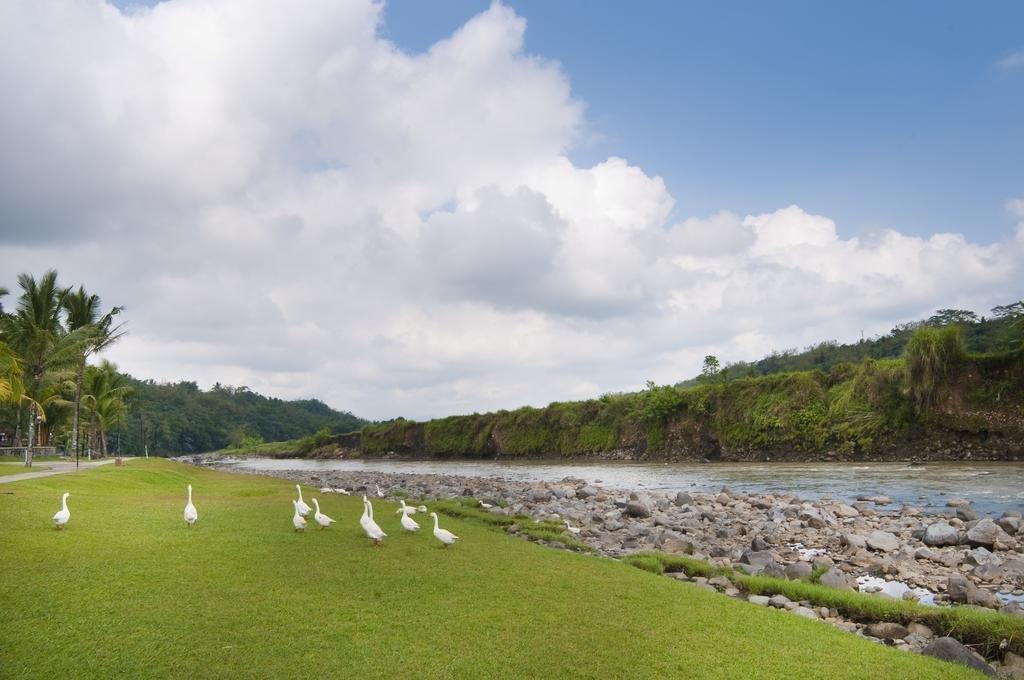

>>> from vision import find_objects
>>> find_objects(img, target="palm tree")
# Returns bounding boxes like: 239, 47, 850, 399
0, 271, 91, 465
0, 341, 23, 404
62, 286, 125, 462
81, 361, 131, 458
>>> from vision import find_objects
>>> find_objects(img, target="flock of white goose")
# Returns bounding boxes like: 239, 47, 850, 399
50, 482, 460, 548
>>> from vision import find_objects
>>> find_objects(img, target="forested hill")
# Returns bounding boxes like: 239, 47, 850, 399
112, 379, 366, 456
676, 305, 1024, 387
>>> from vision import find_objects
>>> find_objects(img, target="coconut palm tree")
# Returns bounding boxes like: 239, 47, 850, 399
62, 286, 125, 461
81, 361, 131, 458
0, 341, 23, 404
0, 271, 91, 465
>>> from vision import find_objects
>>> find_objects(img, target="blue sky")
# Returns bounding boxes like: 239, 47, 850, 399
380, 0, 1023, 242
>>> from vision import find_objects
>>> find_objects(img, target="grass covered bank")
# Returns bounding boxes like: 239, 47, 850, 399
359, 329, 1024, 460
0, 461, 978, 679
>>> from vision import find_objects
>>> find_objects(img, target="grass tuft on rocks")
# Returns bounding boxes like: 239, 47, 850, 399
627, 551, 1024, 661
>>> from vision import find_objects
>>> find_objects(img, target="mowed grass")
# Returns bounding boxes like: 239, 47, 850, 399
0, 461, 978, 679
0, 462, 53, 476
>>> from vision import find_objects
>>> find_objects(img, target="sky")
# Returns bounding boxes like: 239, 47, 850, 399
0, 0, 1022, 420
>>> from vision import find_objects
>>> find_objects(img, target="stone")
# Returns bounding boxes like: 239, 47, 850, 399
967, 518, 1004, 548
969, 588, 999, 609
841, 533, 867, 550
739, 550, 775, 571
811, 556, 834, 571
946, 498, 971, 507
715, 492, 731, 506
750, 536, 770, 552
834, 503, 860, 518
784, 562, 812, 580
818, 567, 853, 591
966, 546, 1001, 567
907, 622, 934, 638
747, 595, 771, 606
923, 522, 960, 547
1002, 651, 1024, 680
997, 516, 1021, 535
956, 506, 978, 522
791, 606, 819, 620
865, 622, 909, 640
866, 530, 900, 552
946, 574, 973, 603
921, 637, 996, 677
624, 500, 651, 518
768, 594, 790, 608
762, 564, 786, 580
576, 485, 599, 499
673, 491, 694, 506
529, 488, 552, 503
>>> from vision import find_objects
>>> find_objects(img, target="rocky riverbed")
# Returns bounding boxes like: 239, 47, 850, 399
183, 455, 1024, 675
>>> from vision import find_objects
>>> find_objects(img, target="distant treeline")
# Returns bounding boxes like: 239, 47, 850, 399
358, 303, 1024, 461
110, 379, 366, 456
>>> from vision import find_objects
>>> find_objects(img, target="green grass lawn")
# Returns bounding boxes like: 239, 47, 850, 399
0, 461, 52, 476
0, 460, 979, 679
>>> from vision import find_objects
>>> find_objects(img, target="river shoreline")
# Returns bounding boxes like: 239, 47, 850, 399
185, 454, 1024, 607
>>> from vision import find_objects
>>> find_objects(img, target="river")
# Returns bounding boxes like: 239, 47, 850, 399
222, 458, 1024, 517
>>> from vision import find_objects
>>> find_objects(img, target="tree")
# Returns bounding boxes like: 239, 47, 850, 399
0, 271, 90, 465
0, 341, 23, 404
62, 286, 125, 461
701, 355, 721, 380
81, 361, 131, 458
927, 309, 979, 326
990, 301, 1024, 319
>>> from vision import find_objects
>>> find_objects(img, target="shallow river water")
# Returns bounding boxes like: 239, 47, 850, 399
225, 458, 1024, 517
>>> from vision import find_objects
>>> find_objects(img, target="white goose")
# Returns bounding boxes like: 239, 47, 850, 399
295, 484, 312, 517
52, 492, 70, 530
375, 484, 385, 498
394, 499, 419, 516
360, 496, 387, 545
400, 507, 420, 532
183, 484, 198, 527
292, 500, 307, 532
319, 487, 333, 494
333, 488, 351, 495
430, 512, 458, 547
564, 520, 581, 536
312, 498, 336, 530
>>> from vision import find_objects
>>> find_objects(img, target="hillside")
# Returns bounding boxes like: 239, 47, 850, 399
351, 320, 1024, 462
109, 378, 366, 456
677, 305, 1023, 387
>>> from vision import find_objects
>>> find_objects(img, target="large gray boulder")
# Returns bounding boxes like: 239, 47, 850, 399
923, 522, 960, 547
967, 518, 1008, 548
865, 622, 909, 640
624, 500, 651, 518
818, 567, 853, 591
576, 485, 599, 499
739, 550, 776, 571
946, 574, 973, 603
866, 530, 900, 552
784, 562, 812, 580
673, 491, 694, 506
921, 637, 995, 677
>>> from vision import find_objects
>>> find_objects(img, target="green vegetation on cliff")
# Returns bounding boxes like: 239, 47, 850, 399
360, 313, 1024, 460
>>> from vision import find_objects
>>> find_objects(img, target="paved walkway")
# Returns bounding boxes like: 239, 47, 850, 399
0, 458, 118, 484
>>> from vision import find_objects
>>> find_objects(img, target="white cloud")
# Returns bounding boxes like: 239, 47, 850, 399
996, 50, 1024, 69
1, 0, 1022, 420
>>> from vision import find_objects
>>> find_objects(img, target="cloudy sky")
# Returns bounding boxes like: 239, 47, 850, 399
1, 0, 1022, 421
